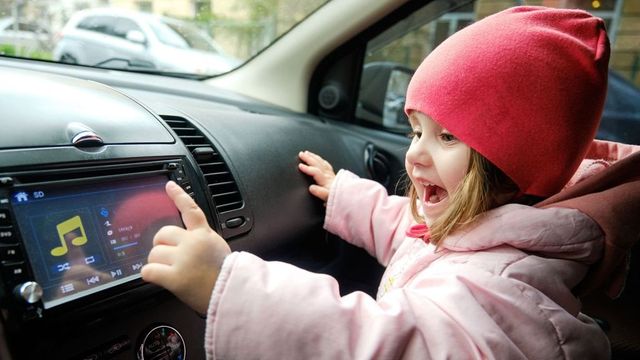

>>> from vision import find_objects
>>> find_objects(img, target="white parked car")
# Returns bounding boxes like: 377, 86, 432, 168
53, 8, 239, 75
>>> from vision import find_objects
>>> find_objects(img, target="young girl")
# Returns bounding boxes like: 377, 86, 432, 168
142, 6, 640, 359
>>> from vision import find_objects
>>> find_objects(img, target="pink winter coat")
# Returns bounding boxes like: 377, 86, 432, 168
204, 141, 640, 359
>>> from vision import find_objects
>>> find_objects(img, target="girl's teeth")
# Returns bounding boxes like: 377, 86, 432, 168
424, 184, 446, 204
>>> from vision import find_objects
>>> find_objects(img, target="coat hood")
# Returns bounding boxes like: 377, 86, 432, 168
441, 203, 603, 265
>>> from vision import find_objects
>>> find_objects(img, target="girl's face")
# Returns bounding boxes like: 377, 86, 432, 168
405, 111, 470, 225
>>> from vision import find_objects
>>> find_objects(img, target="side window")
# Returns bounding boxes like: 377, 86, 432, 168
17, 23, 31, 32
76, 16, 95, 31
357, 0, 640, 145
18, 22, 48, 34
112, 18, 142, 39
77, 16, 115, 37
356, 0, 474, 133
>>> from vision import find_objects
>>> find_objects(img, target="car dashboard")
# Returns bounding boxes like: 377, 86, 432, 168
0, 60, 394, 359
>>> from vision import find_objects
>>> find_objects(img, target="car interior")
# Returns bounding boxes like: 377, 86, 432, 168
0, 0, 638, 359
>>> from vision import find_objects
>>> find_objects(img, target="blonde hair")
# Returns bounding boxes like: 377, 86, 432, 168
408, 149, 522, 246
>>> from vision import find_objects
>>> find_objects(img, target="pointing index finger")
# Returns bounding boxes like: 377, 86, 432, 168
165, 181, 208, 230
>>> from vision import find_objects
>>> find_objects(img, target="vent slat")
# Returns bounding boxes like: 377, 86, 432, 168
186, 145, 210, 149
163, 118, 186, 123
203, 171, 231, 176
205, 174, 232, 182
199, 164, 226, 172
161, 115, 244, 213
180, 135, 206, 141
209, 181, 235, 187
216, 201, 244, 213
198, 161, 225, 166
213, 191, 239, 198
186, 144, 212, 150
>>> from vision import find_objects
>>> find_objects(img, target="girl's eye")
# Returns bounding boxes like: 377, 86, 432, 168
407, 130, 422, 139
440, 132, 457, 143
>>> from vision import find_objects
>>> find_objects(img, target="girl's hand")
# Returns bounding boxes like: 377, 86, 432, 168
141, 181, 231, 315
298, 150, 336, 202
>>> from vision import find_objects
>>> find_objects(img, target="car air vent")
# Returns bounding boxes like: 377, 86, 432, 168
364, 143, 391, 189
161, 115, 244, 214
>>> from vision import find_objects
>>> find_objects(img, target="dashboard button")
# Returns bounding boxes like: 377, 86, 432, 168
0, 244, 21, 261
14, 281, 43, 304
2, 261, 27, 280
0, 228, 16, 244
74, 350, 102, 360
0, 209, 11, 226
138, 325, 185, 360
225, 217, 245, 229
103, 336, 131, 357
0, 177, 13, 186
181, 182, 193, 193
173, 167, 186, 183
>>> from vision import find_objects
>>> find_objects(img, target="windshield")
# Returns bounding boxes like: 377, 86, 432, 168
155, 19, 219, 53
0, 0, 330, 77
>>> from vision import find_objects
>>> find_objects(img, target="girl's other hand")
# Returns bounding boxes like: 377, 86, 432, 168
141, 181, 231, 315
298, 150, 336, 202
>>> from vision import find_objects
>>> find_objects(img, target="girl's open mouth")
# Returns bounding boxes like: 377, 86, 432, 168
424, 184, 448, 206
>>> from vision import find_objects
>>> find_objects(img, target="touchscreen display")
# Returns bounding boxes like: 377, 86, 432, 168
10, 175, 183, 309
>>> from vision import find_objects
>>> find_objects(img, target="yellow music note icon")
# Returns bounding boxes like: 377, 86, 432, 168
51, 215, 88, 257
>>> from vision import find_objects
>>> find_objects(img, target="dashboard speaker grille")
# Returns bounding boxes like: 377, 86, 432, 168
161, 115, 244, 213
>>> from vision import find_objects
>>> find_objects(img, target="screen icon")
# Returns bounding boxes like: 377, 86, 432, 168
60, 283, 75, 294
51, 215, 88, 256
110, 269, 123, 278
14, 192, 28, 203
86, 275, 100, 285
56, 262, 71, 272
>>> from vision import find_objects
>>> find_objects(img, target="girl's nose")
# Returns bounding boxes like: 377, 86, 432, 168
406, 139, 432, 168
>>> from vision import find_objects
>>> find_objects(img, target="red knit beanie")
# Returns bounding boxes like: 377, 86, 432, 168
405, 6, 610, 197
